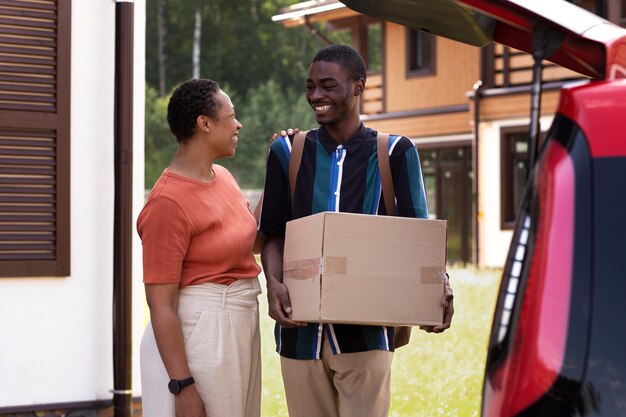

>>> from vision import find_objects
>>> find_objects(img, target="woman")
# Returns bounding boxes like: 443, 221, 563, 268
138, 79, 262, 417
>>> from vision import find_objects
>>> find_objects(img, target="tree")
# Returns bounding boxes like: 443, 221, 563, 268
157, 0, 168, 96
145, 0, 327, 99
219, 79, 316, 188
144, 86, 177, 188
144, 0, 330, 189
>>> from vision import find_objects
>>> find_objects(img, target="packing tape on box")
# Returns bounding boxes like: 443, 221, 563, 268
283, 258, 319, 280
421, 266, 446, 284
283, 257, 348, 280
323, 256, 347, 274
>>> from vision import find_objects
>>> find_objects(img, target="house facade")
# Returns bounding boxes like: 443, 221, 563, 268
273, 0, 626, 267
0, 0, 146, 414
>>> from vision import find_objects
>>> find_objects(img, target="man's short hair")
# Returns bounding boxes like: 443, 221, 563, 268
312, 44, 367, 82
167, 78, 220, 144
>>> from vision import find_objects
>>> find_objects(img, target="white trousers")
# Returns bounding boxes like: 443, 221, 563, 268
140, 278, 262, 417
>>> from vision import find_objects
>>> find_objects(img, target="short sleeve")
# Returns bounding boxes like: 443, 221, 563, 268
258, 142, 291, 238
137, 196, 192, 284
390, 136, 429, 219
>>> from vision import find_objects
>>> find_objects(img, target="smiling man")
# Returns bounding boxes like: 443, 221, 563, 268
258, 45, 454, 417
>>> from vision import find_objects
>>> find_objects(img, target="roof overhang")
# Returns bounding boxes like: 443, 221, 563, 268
272, 0, 357, 28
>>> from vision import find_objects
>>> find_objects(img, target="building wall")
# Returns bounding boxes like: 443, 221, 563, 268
384, 23, 480, 112
478, 115, 554, 267
0, 0, 146, 408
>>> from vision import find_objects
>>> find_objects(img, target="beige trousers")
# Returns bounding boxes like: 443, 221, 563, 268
140, 278, 262, 417
280, 335, 393, 417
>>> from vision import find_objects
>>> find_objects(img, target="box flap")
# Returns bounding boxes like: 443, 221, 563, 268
283, 212, 326, 321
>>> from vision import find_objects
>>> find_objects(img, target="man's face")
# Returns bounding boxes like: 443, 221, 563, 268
306, 60, 361, 126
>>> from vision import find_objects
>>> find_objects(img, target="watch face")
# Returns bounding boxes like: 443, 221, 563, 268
168, 379, 181, 395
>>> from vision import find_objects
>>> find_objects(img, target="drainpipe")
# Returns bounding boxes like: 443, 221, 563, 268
472, 44, 493, 266
471, 79, 482, 266
113, 1, 134, 417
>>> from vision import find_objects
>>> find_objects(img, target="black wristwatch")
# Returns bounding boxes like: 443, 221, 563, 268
168, 377, 195, 395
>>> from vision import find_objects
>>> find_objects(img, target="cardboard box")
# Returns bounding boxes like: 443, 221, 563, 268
283, 212, 447, 326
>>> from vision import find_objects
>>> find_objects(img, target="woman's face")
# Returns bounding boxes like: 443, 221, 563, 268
209, 90, 242, 158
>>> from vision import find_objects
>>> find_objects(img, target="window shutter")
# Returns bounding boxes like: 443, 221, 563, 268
0, 0, 70, 277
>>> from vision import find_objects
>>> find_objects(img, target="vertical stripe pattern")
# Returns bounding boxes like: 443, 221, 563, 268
260, 126, 430, 359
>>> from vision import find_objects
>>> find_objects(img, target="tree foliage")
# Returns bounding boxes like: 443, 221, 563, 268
144, 0, 328, 189
219, 80, 316, 188
145, 0, 325, 98
144, 86, 177, 188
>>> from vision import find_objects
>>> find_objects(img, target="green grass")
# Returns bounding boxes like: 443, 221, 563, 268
259, 266, 502, 417
141, 266, 502, 416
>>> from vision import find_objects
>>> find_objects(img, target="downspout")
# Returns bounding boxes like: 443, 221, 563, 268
472, 44, 493, 266
471, 80, 482, 266
113, 1, 134, 417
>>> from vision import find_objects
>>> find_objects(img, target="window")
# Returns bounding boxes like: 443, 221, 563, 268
328, 27, 352, 46
406, 28, 435, 76
327, 18, 382, 74
500, 128, 530, 228
325, 17, 384, 114
0, 0, 71, 277
366, 22, 382, 73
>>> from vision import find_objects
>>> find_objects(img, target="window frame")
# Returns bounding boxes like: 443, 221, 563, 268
326, 15, 384, 74
406, 28, 436, 77
500, 126, 532, 230
0, 0, 71, 277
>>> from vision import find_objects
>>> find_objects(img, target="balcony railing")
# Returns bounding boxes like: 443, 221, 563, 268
483, 44, 585, 89
362, 71, 383, 115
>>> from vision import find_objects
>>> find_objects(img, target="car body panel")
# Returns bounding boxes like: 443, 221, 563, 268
558, 80, 626, 157
483, 112, 596, 416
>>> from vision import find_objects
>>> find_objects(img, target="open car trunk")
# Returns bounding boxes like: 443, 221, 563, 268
341, 0, 626, 80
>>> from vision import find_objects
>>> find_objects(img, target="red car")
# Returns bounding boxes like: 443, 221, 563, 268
342, 0, 626, 415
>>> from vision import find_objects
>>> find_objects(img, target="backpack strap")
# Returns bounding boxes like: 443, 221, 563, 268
289, 131, 307, 210
254, 130, 308, 223
376, 133, 396, 216
252, 130, 307, 253
378, 132, 413, 348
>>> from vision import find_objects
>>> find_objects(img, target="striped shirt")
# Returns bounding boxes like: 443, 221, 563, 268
259, 124, 429, 360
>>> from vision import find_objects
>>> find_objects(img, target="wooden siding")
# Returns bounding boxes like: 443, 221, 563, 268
362, 72, 383, 114
365, 110, 471, 138
478, 89, 561, 122
384, 23, 479, 112
491, 44, 584, 88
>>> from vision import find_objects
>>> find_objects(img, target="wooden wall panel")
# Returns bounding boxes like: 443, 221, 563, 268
384, 23, 480, 112
365, 111, 472, 138
479, 90, 561, 121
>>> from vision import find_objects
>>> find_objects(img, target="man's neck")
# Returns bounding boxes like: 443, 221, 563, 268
323, 116, 362, 145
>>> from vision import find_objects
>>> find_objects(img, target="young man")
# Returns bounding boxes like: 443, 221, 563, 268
259, 45, 454, 417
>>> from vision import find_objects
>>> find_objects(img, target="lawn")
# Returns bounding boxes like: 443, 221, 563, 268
141, 266, 502, 416
258, 266, 502, 417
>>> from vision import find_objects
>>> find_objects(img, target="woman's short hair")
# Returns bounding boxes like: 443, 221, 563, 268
167, 78, 220, 144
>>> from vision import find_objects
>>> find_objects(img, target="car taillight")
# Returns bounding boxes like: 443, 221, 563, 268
482, 139, 575, 416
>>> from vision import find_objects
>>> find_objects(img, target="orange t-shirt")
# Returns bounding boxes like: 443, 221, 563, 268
137, 166, 261, 287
